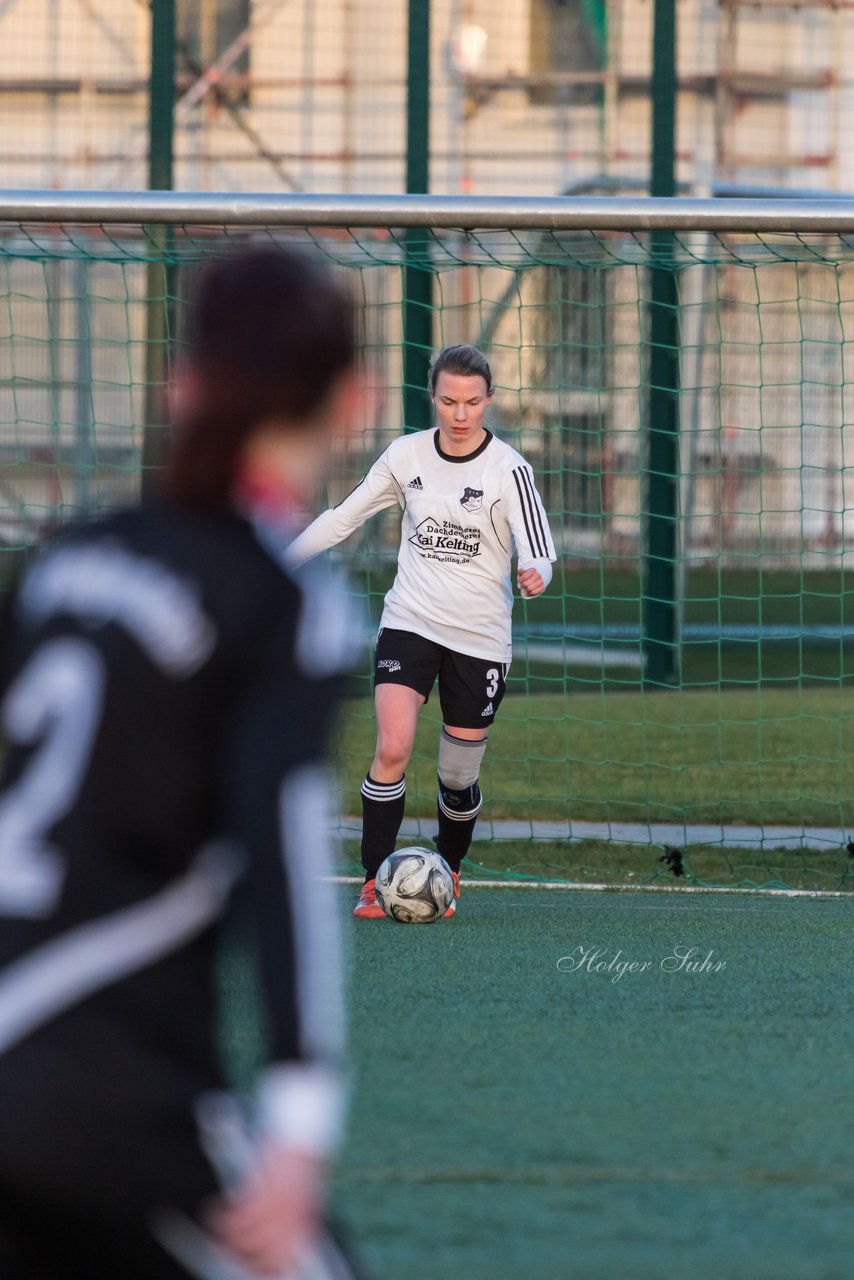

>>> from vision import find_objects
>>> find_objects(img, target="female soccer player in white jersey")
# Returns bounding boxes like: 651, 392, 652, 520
287, 343, 556, 919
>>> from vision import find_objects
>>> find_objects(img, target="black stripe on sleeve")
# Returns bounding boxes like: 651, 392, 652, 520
512, 466, 544, 558
512, 465, 537, 555
520, 466, 549, 557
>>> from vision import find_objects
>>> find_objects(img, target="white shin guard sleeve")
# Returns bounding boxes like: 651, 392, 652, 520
438, 728, 487, 791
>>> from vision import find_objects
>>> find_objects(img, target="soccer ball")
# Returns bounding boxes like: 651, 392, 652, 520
375, 848, 454, 924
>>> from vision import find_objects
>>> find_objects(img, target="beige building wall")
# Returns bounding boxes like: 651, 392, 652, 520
3, 0, 850, 197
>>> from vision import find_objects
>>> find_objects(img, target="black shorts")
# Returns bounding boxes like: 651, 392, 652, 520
374, 628, 508, 729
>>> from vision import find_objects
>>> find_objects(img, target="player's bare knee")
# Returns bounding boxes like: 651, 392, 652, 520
374, 737, 413, 777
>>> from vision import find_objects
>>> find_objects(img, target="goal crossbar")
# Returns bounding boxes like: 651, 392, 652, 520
4, 188, 854, 231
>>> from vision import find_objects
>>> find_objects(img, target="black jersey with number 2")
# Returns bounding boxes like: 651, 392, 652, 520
0, 502, 352, 1279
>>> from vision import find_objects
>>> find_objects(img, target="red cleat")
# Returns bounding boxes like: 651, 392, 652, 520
443, 870, 461, 918
353, 878, 385, 919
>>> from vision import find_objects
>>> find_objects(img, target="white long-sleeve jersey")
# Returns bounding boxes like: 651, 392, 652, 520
286, 428, 556, 663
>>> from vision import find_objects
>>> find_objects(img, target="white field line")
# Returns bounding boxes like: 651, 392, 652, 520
327, 875, 850, 900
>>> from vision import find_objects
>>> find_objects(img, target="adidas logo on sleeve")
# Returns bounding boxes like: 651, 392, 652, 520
406, 476, 423, 490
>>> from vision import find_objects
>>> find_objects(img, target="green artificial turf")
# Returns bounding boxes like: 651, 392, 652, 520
323, 886, 854, 1280
334, 686, 854, 888
336, 688, 854, 829
337, 838, 853, 892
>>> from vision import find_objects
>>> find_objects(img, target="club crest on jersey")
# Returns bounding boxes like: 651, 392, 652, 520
460, 486, 484, 513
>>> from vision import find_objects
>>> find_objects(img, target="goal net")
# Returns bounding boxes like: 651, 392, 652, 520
1, 197, 852, 891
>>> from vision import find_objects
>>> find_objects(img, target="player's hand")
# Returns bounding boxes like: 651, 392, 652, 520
208, 1144, 326, 1277
517, 567, 545, 598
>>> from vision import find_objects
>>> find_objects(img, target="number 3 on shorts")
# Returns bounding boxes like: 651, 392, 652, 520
486, 668, 499, 699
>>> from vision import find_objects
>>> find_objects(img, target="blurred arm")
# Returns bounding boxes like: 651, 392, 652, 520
222, 586, 350, 1161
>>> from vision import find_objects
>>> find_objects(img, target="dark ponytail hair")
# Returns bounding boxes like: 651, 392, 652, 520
166, 245, 355, 510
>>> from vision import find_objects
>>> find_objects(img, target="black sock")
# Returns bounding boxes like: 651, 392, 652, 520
436, 780, 482, 871
435, 808, 478, 872
360, 774, 406, 880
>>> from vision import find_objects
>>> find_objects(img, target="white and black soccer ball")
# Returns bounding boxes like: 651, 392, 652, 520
375, 848, 454, 924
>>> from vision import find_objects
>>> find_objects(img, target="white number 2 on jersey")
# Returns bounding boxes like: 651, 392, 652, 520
0, 637, 105, 917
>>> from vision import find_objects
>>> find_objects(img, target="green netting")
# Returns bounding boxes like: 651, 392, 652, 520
1, 217, 853, 891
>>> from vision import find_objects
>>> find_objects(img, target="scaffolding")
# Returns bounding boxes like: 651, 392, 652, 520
1, 0, 853, 198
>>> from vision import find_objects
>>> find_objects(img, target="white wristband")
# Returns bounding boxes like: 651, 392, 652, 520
256, 1065, 347, 1159
519, 557, 553, 597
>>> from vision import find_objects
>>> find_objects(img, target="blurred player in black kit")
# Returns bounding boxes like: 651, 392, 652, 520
0, 247, 364, 1279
